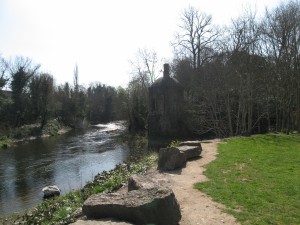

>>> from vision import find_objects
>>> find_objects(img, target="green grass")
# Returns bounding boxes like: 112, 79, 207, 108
0, 120, 66, 149
195, 134, 300, 225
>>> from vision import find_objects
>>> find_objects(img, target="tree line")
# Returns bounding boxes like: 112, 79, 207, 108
1, 1, 299, 138
128, 0, 300, 137
0, 57, 128, 136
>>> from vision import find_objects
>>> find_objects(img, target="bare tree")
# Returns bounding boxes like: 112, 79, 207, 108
0, 56, 9, 123
130, 48, 161, 87
261, 0, 300, 133
0, 56, 9, 90
127, 48, 162, 131
173, 6, 219, 70
218, 7, 264, 135
73, 63, 79, 94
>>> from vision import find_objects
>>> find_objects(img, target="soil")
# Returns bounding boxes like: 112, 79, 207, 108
73, 139, 240, 225
149, 139, 240, 225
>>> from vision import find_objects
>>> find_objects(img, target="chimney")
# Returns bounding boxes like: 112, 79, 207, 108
163, 63, 170, 78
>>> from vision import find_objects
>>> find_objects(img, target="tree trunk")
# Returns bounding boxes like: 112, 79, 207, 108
226, 93, 233, 136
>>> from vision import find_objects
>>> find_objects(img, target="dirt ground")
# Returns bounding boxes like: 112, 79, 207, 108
150, 139, 240, 225
73, 139, 240, 225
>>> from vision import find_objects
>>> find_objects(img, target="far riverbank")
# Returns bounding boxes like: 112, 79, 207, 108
0, 119, 71, 149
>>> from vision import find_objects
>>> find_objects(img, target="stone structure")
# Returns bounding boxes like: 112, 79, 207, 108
158, 147, 187, 170
148, 64, 184, 138
82, 176, 181, 225
158, 142, 202, 171
127, 175, 169, 192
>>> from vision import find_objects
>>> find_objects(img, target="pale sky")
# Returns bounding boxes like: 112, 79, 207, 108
0, 0, 282, 87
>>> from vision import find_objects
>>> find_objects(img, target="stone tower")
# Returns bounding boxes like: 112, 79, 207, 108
148, 64, 184, 138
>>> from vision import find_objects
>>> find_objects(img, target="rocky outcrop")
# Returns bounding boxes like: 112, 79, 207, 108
78, 140, 203, 224
158, 147, 187, 171
177, 145, 202, 160
82, 185, 181, 225
71, 218, 134, 225
180, 140, 202, 147
128, 174, 157, 191
42, 185, 60, 198
158, 142, 202, 170
128, 174, 169, 191
180, 141, 203, 158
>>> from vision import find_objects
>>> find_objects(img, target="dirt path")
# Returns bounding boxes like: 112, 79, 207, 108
73, 139, 240, 225
151, 139, 240, 225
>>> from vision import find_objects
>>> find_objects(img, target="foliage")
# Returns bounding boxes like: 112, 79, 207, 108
86, 83, 127, 124
168, 140, 181, 148
0, 137, 13, 149
127, 48, 162, 133
127, 76, 149, 132
9, 57, 40, 126
1, 1, 300, 138
172, 1, 300, 137
0, 59, 129, 135
0, 119, 65, 142
0, 153, 158, 224
195, 134, 300, 225
126, 134, 149, 161
0, 56, 9, 110
29, 73, 54, 128
41, 119, 65, 136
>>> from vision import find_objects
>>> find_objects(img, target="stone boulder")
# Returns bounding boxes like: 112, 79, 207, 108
128, 174, 169, 191
42, 185, 60, 198
180, 140, 202, 149
158, 147, 186, 171
82, 186, 181, 225
128, 175, 157, 191
177, 145, 202, 160
71, 218, 134, 225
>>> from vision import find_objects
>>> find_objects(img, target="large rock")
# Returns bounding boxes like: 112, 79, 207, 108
158, 147, 186, 171
177, 145, 202, 160
180, 140, 202, 147
128, 175, 156, 191
42, 185, 60, 198
71, 218, 134, 225
128, 174, 169, 191
82, 186, 181, 225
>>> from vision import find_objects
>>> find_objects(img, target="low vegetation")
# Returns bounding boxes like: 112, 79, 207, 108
168, 140, 181, 148
0, 120, 69, 149
0, 137, 12, 149
0, 153, 158, 225
195, 134, 300, 225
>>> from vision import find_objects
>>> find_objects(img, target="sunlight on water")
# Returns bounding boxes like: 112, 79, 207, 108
93, 121, 125, 132
0, 121, 129, 216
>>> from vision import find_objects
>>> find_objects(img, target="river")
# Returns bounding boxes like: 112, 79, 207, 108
0, 122, 130, 217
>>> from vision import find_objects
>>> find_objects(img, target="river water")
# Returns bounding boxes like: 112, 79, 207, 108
0, 122, 130, 216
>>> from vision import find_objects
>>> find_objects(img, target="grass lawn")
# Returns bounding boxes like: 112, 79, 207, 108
195, 134, 300, 225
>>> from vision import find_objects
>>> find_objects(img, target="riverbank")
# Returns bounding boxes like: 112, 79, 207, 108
0, 151, 157, 224
0, 119, 71, 149
0, 121, 134, 217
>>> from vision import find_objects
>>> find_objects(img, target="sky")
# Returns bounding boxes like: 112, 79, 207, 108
0, 0, 283, 88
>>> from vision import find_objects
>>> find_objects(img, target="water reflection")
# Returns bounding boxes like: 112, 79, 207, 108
0, 122, 129, 216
